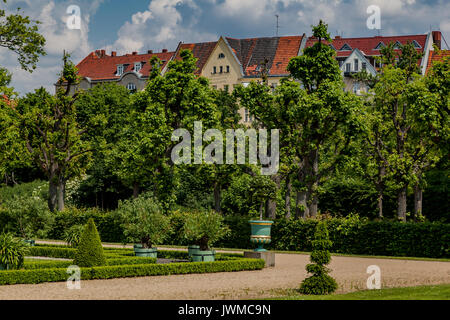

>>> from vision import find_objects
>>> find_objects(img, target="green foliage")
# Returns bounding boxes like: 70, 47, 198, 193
0, 0, 46, 72
0, 233, 29, 269
63, 224, 84, 248
0, 181, 53, 238
73, 218, 106, 267
118, 194, 171, 248
182, 210, 230, 250
299, 222, 338, 295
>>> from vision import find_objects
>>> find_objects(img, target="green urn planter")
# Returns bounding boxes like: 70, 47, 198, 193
191, 249, 216, 262
134, 244, 158, 258
188, 245, 200, 261
0, 263, 11, 270
249, 220, 273, 252
23, 239, 35, 247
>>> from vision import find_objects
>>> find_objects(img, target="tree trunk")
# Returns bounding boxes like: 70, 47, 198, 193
285, 176, 292, 219
414, 183, 423, 219
377, 193, 383, 219
133, 182, 140, 198
57, 176, 65, 212
48, 177, 58, 212
214, 182, 221, 213
308, 149, 319, 217
295, 191, 309, 219
259, 201, 264, 220
397, 186, 407, 221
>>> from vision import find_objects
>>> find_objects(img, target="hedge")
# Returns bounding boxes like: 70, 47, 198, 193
0, 259, 265, 285
24, 257, 157, 269
271, 219, 450, 258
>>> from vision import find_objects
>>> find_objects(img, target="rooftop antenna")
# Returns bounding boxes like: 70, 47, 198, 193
275, 14, 279, 37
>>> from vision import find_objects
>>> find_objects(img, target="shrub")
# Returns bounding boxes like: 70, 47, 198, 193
73, 219, 106, 267
299, 222, 338, 295
118, 194, 171, 248
0, 233, 29, 270
0, 258, 265, 285
183, 210, 230, 250
63, 224, 85, 248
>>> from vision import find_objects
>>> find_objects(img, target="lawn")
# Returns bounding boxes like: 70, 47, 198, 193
269, 284, 450, 300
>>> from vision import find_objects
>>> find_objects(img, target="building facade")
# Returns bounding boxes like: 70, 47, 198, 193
62, 31, 443, 122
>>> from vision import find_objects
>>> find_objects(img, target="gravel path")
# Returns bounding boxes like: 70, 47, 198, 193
1, 251, 449, 300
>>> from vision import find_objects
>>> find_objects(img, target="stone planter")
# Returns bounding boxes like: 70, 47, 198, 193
191, 249, 216, 262
249, 220, 273, 252
134, 245, 158, 258
188, 245, 200, 261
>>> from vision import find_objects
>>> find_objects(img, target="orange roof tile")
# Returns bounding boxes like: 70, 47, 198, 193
426, 50, 450, 74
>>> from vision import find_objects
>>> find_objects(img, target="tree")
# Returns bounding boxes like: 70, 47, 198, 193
0, 0, 46, 72
370, 42, 445, 221
11, 54, 92, 211
299, 221, 337, 295
73, 218, 106, 267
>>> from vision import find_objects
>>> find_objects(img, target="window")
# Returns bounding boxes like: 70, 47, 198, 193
339, 60, 344, 67
354, 59, 359, 72
245, 109, 253, 122
218, 53, 225, 59
127, 83, 137, 92
346, 63, 351, 72
353, 82, 360, 94
271, 83, 277, 93
394, 41, 402, 49
412, 40, 422, 49
362, 62, 367, 70
213, 66, 217, 74
134, 62, 142, 73
220, 66, 223, 73
374, 42, 385, 50
226, 66, 230, 73
117, 65, 124, 76
340, 43, 352, 51
224, 85, 229, 92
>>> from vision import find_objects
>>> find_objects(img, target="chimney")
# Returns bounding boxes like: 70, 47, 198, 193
432, 31, 442, 50
111, 51, 117, 57
132, 51, 138, 55
148, 50, 153, 54
101, 49, 106, 56
162, 49, 168, 53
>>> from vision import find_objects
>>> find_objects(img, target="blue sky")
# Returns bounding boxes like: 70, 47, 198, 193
1, 0, 449, 95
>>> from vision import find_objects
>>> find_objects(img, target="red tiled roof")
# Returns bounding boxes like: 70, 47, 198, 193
226, 35, 303, 77
426, 50, 450, 74
175, 41, 217, 75
305, 34, 428, 58
76, 50, 175, 81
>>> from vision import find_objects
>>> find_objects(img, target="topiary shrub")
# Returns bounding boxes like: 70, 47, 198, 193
299, 221, 338, 295
73, 218, 106, 267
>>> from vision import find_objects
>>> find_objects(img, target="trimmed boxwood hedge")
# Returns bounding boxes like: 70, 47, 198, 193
24, 256, 157, 269
0, 258, 265, 285
271, 219, 450, 258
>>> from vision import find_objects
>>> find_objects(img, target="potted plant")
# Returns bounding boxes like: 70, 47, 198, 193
0, 233, 29, 270
248, 176, 277, 252
119, 194, 171, 258
182, 210, 230, 262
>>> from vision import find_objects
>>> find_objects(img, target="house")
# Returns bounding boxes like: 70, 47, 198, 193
173, 35, 306, 122
304, 31, 441, 94
56, 49, 175, 95
425, 49, 450, 74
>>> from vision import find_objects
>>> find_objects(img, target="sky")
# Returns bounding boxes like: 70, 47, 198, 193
1, 0, 449, 95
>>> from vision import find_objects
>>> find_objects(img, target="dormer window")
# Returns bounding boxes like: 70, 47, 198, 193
340, 43, 352, 51
374, 42, 385, 50
135, 62, 142, 73
117, 65, 124, 76
329, 44, 336, 50
412, 40, 422, 49
394, 41, 402, 49
218, 53, 225, 59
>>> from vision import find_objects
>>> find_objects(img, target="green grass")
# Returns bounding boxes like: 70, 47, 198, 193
269, 284, 450, 300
